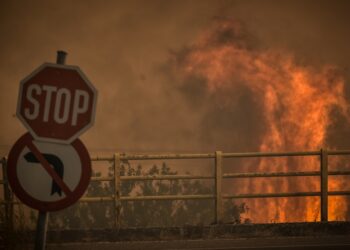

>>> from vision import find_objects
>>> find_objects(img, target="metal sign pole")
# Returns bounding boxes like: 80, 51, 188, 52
34, 211, 49, 250
34, 50, 67, 250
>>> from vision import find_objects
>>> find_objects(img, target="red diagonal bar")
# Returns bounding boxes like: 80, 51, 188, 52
26, 140, 72, 196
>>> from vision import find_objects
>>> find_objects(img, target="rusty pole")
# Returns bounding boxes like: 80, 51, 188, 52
215, 151, 223, 223
114, 153, 122, 228
35, 50, 68, 250
320, 148, 328, 222
56, 50, 67, 65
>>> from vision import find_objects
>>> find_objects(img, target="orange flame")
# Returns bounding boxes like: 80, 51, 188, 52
177, 19, 349, 222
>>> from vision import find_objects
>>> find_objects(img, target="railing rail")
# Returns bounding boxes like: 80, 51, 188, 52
2, 149, 350, 228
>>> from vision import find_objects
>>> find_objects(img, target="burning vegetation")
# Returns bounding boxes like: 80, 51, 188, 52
172, 18, 350, 223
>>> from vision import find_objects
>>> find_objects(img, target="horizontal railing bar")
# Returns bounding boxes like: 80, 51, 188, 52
91, 175, 214, 182
223, 171, 350, 179
79, 194, 215, 202
90, 156, 113, 161
5, 149, 350, 162
91, 176, 114, 181
329, 191, 350, 196
80, 197, 114, 202
90, 154, 216, 161
3, 172, 349, 185
120, 175, 213, 181
120, 194, 214, 201
4, 190, 350, 205
224, 171, 320, 178
223, 192, 320, 199
329, 171, 350, 176
90, 171, 350, 182
120, 153, 215, 160
223, 151, 320, 158
328, 150, 350, 155
90, 152, 323, 161
89, 150, 350, 162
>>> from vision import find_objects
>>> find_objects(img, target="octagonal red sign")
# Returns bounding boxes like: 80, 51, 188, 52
17, 63, 97, 144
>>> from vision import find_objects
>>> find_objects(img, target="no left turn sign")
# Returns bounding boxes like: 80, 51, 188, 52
7, 133, 91, 211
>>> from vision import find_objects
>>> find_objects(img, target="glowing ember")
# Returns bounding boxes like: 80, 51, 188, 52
176, 19, 349, 222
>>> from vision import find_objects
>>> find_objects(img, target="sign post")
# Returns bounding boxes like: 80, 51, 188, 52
35, 210, 48, 250
7, 50, 97, 249
37, 51, 66, 250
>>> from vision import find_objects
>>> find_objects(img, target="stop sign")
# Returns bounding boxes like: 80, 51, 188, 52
17, 63, 97, 144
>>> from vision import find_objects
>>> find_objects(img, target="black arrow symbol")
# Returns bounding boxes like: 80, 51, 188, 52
24, 152, 64, 196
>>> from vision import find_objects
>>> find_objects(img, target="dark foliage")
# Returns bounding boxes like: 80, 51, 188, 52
47, 162, 246, 229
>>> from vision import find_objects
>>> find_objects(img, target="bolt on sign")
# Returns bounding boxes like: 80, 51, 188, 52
7, 57, 97, 212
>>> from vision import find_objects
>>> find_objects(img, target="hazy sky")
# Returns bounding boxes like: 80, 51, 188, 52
1, 0, 350, 155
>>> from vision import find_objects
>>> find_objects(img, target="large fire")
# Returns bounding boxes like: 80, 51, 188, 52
175, 19, 349, 222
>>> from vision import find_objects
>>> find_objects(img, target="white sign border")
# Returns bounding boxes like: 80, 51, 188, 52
17, 63, 98, 144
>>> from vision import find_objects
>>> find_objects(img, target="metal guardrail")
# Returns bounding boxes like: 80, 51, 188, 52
1, 149, 350, 227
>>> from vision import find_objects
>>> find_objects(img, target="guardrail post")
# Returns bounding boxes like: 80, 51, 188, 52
114, 153, 121, 228
320, 148, 328, 222
215, 151, 223, 223
2, 157, 13, 231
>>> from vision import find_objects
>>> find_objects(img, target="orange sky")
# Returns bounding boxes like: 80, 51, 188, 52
1, 0, 350, 155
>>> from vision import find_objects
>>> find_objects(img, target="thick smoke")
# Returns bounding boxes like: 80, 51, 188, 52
168, 17, 350, 222
1, 1, 350, 155
1, 0, 350, 222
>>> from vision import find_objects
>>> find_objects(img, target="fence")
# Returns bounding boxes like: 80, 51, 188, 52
1, 149, 350, 228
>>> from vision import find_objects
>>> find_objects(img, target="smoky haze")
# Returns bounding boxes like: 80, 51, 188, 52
1, 0, 350, 156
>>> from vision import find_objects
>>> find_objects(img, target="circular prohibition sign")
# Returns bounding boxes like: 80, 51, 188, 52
7, 132, 91, 212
